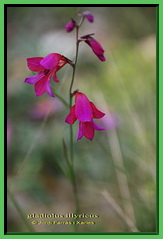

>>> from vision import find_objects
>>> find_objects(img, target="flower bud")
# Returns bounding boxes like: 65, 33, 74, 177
80, 34, 106, 61
83, 11, 94, 23
65, 19, 76, 32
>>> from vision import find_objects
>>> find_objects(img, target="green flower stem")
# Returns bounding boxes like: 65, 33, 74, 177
69, 26, 79, 166
7, 187, 35, 232
62, 139, 80, 230
62, 138, 71, 170
69, 165, 80, 215
68, 25, 80, 216
69, 26, 79, 108
63, 139, 80, 214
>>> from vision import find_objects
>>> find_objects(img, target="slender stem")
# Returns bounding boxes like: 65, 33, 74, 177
69, 26, 79, 166
70, 125, 74, 164
70, 166, 80, 215
68, 25, 80, 216
7, 188, 35, 232
62, 138, 71, 169
69, 26, 79, 108
62, 139, 80, 217
78, 16, 85, 28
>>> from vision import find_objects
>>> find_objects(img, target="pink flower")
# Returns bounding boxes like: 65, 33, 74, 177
65, 19, 76, 32
65, 92, 105, 140
81, 34, 106, 61
24, 53, 69, 97
83, 11, 94, 22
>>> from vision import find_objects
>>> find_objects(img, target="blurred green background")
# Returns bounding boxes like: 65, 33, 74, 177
7, 6, 156, 232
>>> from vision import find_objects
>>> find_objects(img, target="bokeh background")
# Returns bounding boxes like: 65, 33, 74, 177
7, 6, 156, 232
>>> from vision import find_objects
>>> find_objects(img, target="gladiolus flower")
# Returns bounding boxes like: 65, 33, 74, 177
83, 11, 94, 22
24, 53, 69, 97
65, 19, 76, 32
65, 92, 105, 140
80, 34, 106, 61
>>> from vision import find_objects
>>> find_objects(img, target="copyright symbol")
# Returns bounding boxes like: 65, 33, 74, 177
31, 221, 37, 224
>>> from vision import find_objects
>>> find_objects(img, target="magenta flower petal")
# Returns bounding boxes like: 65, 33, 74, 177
90, 102, 105, 119
27, 57, 44, 72
75, 92, 93, 122
93, 121, 105, 130
83, 11, 94, 22
77, 122, 84, 140
65, 105, 77, 124
40, 53, 61, 70
34, 76, 52, 97
46, 81, 55, 97
24, 72, 45, 84
52, 71, 59, 82
65, 20, 76, 32
53, 76, 59, 82
83, 122, 95, 140
97, 55, 106, 61
87, 37, 106, 61
81, 35, 106, 61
